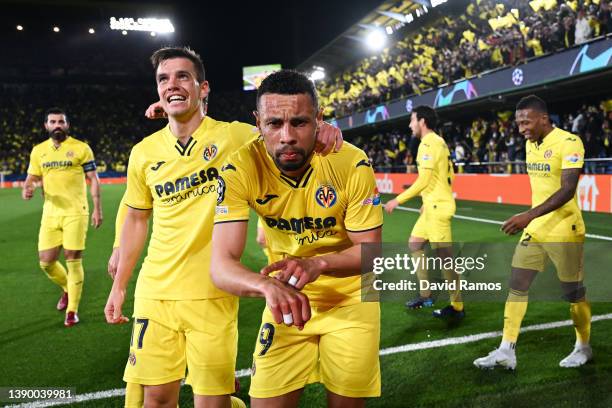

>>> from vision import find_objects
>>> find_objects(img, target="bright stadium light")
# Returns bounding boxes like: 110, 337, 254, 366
53, 26, 60, 33
150, 31, 156, 37
366, 30, 386, 50
309, 66, 326, 82
88, 28, 95, 34
109, 17, 175, 34
16, 25, 23, 31
122, 30, 128, 35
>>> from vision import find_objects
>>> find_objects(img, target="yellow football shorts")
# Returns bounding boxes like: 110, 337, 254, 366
511, 232, 585, 282
411, 204, 453, 247
249, 301, 380, 399
38, 215, 88, 251
123, 297, 238, 396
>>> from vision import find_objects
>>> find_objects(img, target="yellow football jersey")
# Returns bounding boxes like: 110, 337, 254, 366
214, 139, 383, 307
124, 116, 258, 300
524, 127, 585, 240
399, 132, 455, 211
27, 136, 96, 216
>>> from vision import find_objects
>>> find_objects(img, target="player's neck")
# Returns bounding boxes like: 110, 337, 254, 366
536, 125, 554, 144
168, 110, 205, 145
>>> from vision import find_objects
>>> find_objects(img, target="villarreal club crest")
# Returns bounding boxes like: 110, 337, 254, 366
203, 144, 218, 161
315, 185, 337, 208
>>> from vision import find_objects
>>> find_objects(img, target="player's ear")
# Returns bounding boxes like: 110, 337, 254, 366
200, 80, 210, 99
253, 110, 261, 129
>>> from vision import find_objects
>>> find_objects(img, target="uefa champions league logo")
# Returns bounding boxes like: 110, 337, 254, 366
512, 68, 524, 86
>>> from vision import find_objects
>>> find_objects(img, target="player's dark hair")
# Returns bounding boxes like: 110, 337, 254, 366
516, 95, 548, 113
413, 105, 438, 129
257, 69, 319, 111
44, 107, 68, 123
150, 46, 206, 83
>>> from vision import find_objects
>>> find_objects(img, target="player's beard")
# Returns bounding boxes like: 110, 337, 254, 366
49, 128, 67, 142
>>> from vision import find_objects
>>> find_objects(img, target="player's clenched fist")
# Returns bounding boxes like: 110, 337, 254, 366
261, 257, 328, 290
104, 288, 129, 324
260, 277, 311, 330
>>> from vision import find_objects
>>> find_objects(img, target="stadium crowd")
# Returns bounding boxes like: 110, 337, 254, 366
352, 99, 612, 173
317, 0, 612, 117
0, 84, 254, 179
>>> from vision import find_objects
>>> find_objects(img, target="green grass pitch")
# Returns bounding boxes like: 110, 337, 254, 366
1, 185, 611, 407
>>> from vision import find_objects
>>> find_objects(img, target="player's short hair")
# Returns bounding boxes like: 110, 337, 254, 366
516, 95, 548, 113
413, 105, 438, 129
44, 107, 68, 123
150, 46, 206, 83
257, 69, 319, 111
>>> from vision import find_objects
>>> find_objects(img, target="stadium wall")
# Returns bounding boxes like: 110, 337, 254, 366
375, 173, 612, 214
3, 175, 610, 213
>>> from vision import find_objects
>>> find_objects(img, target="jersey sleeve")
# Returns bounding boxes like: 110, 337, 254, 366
113, 191, 128, 248
214, 154, 251, 224
27, 147, 42, 176
124, 145, 153, 210
560, 135, 585, 170
344, 152, 384, 232
416, 139, 437, 171
81, 144, 97, 173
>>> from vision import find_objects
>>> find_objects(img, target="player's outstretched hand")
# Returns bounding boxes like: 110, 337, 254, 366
314, 121, 343, 156
384, 199, 399, 214
261, 257, 328, 290
107, 247, 120, 279
145, 101, 167, 119
91, 209, 103, 228
104, 288, 129, 324
261, 277, 311, 329
501, 211, 533, 235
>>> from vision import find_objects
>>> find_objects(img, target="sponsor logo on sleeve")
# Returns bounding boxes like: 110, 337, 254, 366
564, 153, 582, 163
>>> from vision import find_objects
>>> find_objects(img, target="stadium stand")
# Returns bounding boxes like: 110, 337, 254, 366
317, 0, 612, 118
349, 98, 612, 173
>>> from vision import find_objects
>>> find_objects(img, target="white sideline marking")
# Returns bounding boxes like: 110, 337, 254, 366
397, 206, 612, 241
8, 313, 612, 408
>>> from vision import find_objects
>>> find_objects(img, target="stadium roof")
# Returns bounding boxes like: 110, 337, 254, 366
297, 0, 465, 76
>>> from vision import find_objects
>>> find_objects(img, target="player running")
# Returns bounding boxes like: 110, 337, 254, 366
384, 106, 463, 319
23, 107, 103, 327
474, 95, 591, 370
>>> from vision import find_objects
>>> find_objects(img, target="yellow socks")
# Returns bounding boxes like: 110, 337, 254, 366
412, 249, 430, 298
443, 268, 463, 311
502, 289, 529, 343
39, 261, 68, 292
570, 301, 591, 345
66, 259, 84, 313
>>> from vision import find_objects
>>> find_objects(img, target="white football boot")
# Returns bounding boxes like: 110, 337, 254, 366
559, 344, 592, 368
473, 347, 517, 370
